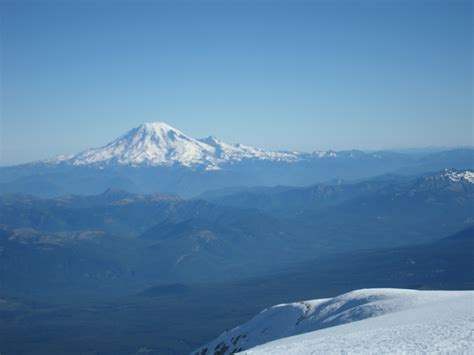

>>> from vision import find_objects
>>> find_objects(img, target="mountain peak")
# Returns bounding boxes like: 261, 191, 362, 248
132, 122, 189, 141
67, 121, 214, 167
140, 121, 178, 132
199, 136, 222, 145
48, 122, 303, 168
126, 121, 195, 142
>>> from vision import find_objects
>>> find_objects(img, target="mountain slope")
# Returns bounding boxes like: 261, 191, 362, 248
0, 190, 300, 298
200, 170, 474, 249
202, 169, 474, 216
49, 122, 300, 168
65, 122, 216, 167
219, 226, 474, 306
1, 170, 472, 299
193, 289, 474, 355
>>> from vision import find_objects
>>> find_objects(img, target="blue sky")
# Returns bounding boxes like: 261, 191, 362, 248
1, 0, 472, 165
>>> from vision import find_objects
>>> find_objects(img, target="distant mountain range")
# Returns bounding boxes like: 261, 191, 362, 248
1, 155, 472, 354
1, 170, 472, 300
200, 169, 474, 215
1, 122, 473, 197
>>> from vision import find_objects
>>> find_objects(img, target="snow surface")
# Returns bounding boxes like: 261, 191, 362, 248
49, 122, 304, 168
193, 288, 474, 355
444, 169, 474, 184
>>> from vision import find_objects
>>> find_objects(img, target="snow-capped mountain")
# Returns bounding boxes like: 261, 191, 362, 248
444, 169, 474, 184
3, 122, 472, 197
67, 122, 216, 167
50, 122, 302, 168
193, 288, 474, 355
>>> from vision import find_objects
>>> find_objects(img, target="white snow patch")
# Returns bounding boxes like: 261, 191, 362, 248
192, 288, 474, 355
444, 170, 474, 184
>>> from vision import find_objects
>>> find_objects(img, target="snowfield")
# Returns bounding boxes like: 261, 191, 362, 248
50, 122, 303, 168
193, 289, 474, 355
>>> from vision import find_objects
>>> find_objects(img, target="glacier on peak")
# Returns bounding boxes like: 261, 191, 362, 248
47, 122, 304, 168
65, 122, 214, 167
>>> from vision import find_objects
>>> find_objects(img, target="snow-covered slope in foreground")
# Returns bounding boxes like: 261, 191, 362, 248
193, 289, 474, 355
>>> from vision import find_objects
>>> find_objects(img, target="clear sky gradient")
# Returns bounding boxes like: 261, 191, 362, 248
1, 0, 472, 165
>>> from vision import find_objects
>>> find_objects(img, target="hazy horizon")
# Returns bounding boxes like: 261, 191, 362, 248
1, 0, 472, 165
0, 118, 473, 167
